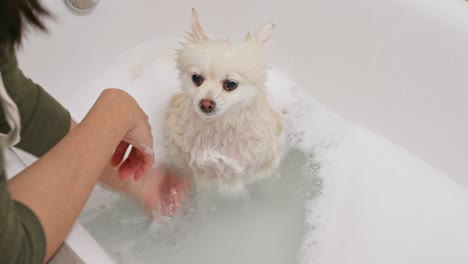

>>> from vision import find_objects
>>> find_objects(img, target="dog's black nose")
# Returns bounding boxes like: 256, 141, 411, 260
199, 99, 216, 113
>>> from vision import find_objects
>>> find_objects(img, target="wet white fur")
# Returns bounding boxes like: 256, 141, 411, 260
164, 9, 282, 194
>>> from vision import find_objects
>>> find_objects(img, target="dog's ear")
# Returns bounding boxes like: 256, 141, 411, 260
189, 8, 208, 42
247, 22, 275, 45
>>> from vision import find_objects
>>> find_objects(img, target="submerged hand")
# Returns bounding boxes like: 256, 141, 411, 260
136, 166, 189, 216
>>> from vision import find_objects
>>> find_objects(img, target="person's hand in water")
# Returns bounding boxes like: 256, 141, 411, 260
70, 95, 187, 216
98, 162, 189, 217
138, 166, 189, 216
92, 90, 186, 215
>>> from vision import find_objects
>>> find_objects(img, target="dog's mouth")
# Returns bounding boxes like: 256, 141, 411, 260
200, 111, 217, 117
196, 108, 218, 118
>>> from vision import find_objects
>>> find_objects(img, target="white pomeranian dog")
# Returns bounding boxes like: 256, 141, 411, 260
164, 9, 283, 194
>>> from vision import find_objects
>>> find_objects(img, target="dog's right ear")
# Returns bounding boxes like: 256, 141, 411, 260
188, 8, 208, 43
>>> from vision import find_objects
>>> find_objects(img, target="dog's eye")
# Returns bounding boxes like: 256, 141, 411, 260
223, 80, 238, 91
192, 74, 204, 86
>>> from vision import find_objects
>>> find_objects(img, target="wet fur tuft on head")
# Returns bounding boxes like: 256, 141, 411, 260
184, 8, 208, 43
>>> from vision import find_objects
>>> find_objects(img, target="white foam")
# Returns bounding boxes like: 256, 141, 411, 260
80, 184, 122, 224
72, 39, 468, 264
300, 127, 468, 264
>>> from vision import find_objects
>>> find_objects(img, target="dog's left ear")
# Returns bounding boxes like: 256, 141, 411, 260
246, 22, 275, 45
189, 8, 208, 42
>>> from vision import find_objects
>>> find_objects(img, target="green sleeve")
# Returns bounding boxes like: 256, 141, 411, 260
0, 153, 46, 264
0, 54, 71, 157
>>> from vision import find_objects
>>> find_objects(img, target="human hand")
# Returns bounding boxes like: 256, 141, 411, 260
136, 166, 189, 216
111, 141, 154, 181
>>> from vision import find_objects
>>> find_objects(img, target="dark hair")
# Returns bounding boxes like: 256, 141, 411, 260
0, 0, 50, 46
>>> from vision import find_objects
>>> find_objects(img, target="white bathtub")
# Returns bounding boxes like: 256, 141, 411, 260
14, 0, 468, 263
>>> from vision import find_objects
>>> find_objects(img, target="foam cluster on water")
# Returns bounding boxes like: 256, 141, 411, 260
80, 184, 122, 224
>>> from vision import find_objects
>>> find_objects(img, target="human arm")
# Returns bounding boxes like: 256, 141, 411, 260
7, 89, 153, 262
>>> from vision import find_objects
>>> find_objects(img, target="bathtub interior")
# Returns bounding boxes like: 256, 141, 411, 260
69, 38, 468, 264
11, 0, 468, 263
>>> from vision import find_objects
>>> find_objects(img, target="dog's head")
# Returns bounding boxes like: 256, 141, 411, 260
176, 9, 274, 118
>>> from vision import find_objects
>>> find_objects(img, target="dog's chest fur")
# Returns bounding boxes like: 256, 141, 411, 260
165, 93, 282, 192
